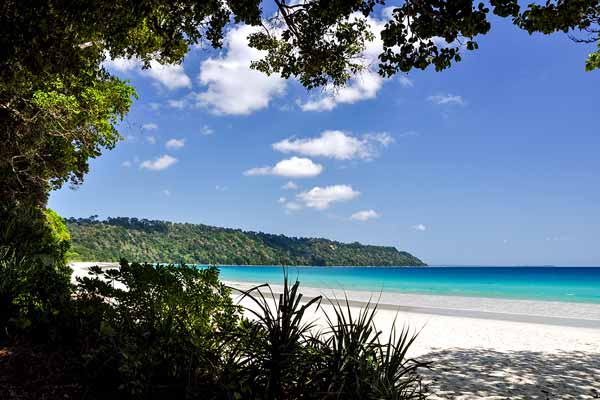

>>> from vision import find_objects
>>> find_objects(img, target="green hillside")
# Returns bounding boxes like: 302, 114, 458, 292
65, 217, 426, 267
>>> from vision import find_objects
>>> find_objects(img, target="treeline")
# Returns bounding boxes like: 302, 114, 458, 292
65, 217, 426, 266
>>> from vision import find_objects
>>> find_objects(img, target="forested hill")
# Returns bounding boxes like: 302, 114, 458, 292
65, 217, 426, 267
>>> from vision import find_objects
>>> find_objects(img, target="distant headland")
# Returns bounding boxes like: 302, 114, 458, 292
65, 216, 426, 267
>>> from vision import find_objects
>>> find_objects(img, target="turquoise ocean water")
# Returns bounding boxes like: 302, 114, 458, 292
216, 266, 600, 304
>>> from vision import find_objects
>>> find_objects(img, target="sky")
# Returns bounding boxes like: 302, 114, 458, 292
49, 6, 600, 266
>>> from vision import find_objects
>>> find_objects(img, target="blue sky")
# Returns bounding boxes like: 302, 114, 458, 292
50, 9, 600, 266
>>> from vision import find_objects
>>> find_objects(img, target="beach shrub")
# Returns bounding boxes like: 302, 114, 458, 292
0, 207, 73, 344
230, 276, 322, 399
318, 301, 426, 399
231, 276, 426, 400
0, 206, 72, 265
73, 260, 241, 398
1, 257, 426, 399
0, 251, 73, 344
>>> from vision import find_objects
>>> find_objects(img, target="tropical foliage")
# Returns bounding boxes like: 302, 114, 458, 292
65, 217, 426, 266
0, 260, 427, 399
1, 207, 72, 265
0, 252, 73, 344
235, 278, 427, 399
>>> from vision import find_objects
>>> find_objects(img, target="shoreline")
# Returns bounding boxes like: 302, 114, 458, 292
225, 280, 600, 329
69, 263, 600, 328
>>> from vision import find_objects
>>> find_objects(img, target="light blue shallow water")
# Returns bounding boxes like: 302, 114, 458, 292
215, 266, 600, 304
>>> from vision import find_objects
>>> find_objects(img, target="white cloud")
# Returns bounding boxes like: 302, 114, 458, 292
200, 125, 214, 135
285, 201, 303, 211
413, 224, 427, 231
215, 185, 228, 191
103, 55, 141, 72
142, 123, 158, 130
271, 158, 322, 177
279, 103, 295, 112
244, 166, 271, 176
398, 76, 414, 87
297, 185, 360, 210
273, 130, 393, 160
427, 94, 464, 106
149, 102, 161, 110
545, 236, 571, 242
143, 60, 191, 90
351, 209, 380, 221
300, 72, 383, 112
165, 138, 185, 149
381, 6, 398, 20
121, 160, 132, 167
282, 181, 299, 190
278, 197, 287, 204
146, 135, 157, 144
162, 189, 171, 196
364, 132, 395, 146
196, 25, 287, 115
140, 154, 178, 171
103, 55, 191, 90
167, 99, 186, 109
244, 157, 323, 178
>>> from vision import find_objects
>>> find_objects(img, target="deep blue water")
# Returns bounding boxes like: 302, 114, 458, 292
216, 266, 600, 304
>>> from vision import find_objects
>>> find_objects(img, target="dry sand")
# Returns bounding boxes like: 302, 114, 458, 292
229, 281, 600, 400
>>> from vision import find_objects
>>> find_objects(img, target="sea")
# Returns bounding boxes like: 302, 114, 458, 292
216, 266, 600, 304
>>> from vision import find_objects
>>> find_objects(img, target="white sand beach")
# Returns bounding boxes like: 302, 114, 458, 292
230, 281, 600, 400
70, 263, 600, 399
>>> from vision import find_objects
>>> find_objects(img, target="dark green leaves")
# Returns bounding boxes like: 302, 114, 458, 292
379, 1, 491, 75
74, 260, 240, 397
233, 275, 426, 399
377, 0, 600, 74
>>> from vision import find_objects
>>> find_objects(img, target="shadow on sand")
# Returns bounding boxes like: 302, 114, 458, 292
420, 348, 600, 399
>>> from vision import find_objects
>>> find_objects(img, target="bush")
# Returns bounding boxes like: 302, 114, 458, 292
0, 251, 73, 344
0, 206, 72, 265
73, 260, 241, 398
229, 276, 427, 400
1, 257, 427, 399
228, 277, 322, 399
0, 206, 73, 344
40, 209, 72, 264
69, 266, 426, 399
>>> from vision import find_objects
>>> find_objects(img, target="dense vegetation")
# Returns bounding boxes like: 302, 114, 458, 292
0, 258, 426, 399
66, 217, 426, 266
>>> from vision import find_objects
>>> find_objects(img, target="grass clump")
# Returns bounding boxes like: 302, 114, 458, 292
231, 274, 427, 399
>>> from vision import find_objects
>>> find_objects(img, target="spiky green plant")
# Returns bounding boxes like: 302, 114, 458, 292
236, 272, 322, 399
319, 297, 427, 399
232, 273, 426, 400
373, 317, 428, 400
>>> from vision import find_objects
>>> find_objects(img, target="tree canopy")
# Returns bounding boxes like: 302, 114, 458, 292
65, 216, 426, 266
